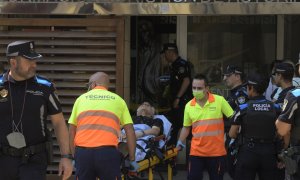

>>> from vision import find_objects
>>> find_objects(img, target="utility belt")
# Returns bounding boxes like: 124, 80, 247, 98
0, 143, 47, 164
242, 137, 274, 144
278, 146, 300, 175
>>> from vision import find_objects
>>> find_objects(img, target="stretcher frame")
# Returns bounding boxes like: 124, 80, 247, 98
122, 147, 178, 180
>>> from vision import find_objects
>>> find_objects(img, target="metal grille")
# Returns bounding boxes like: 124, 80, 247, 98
0, 16, 125, 173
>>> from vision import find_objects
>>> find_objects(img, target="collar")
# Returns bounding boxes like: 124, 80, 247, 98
230, 84, 244, 93
171, 56, 181, 66
190, 92, 215, 106
280, 86, 295, 95
2, 70, 35, 84
93, 86, 108, 90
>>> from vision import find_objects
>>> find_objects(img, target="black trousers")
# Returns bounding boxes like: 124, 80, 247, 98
234, 143, 277, 180
0, 151, 48, 180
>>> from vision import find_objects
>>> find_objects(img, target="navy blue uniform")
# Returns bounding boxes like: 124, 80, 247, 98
225, 84, 248, 178
168, 57, 193, 145
231, 96, 281, 180
0, 71, 62, 180
278, 88, 300, 179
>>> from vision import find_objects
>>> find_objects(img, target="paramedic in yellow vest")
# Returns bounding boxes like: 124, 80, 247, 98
68, 72, 138, 180
176, 73, 234, 180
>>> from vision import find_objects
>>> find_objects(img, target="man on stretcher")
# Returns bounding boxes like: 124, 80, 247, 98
120, 102, 171, 162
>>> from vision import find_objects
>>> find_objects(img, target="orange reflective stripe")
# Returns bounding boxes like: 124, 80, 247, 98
77, 124, 118, 137
192, 119, 223, 128
77, 110, 120, 125
193, 130, 222, 138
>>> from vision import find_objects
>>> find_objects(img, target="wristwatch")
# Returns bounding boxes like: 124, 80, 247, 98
61, 154, 74, 160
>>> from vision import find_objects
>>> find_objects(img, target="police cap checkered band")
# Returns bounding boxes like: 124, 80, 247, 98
223, 65, 243, 76
161, 43, 178, 53
274, 63, 294, 73
6, 41, 42, 60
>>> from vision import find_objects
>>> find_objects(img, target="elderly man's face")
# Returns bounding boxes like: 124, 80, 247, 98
137, 102, 154, 117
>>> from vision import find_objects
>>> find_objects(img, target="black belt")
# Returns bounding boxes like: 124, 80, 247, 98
243, 137, 274, 144
76, 145, 116, 150
1, 143, 47, 157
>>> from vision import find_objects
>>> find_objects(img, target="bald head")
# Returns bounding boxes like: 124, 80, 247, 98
89, 72, 110, 89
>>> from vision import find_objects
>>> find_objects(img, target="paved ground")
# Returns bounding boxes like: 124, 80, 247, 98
47, 171, 233, 180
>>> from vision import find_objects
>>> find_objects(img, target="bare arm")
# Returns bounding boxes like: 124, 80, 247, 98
229, 125, 240, 139
50, 113, 73, 180
69, 124, 77, 156
136, 126, 160, 139
276, 120, 291, 137
178, 126, 191, 142
177, 77, 190, 98
276, 120, 291, 148
173, 77, 190, 108
123, 124, 136, 161
50, 113, 70, 155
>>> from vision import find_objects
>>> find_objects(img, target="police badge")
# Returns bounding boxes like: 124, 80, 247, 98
0, 88, 8, 102
237, 96, 246, 104
0, 89, 8, 97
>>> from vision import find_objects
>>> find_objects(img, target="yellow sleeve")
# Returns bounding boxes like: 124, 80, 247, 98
221, 97, 234, 118
120, 99, 133, 126
68, 97, 80, 125
183, 103, 192, 126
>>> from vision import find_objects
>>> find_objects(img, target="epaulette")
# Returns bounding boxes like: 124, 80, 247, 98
0, 74, 3, 86
291, 88, 300, 97
35, 76, 52, 87
239, 103, 248, 110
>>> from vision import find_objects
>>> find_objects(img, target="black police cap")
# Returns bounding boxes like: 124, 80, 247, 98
6, 41, 42, 60
161, 43, 178, 54
247, 72, 268, 86
223, 65, 243, 76
274, 62, 294, 74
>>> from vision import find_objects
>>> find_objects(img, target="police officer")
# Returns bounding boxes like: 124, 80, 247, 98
0, 41, 72, 179
229, 72, 281, 180
161, 43, 193, 146
276, 60, 300, 180
272, 62, 295, 106
223, 65, 248, 177
223, 65, 248, 110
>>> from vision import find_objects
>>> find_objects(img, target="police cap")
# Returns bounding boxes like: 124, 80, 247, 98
161, 43, 178, 54
247, 72, 269, 94
6, 41, 42, 60
274, 62, 294, 74
223, 65, 243, 76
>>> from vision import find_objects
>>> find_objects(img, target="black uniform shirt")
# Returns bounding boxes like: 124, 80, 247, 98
231, 96, 281, 142
133, 116, 164, 135
0, 71, 62, 146
169, 57, 192, 100
274, 86, 295, 107
231, 96, 281, 126
227, 84, 248, 110
278, 88, 300, 124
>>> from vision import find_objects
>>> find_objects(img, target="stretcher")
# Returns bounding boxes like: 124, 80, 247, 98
120, 115, 178, 180
121, 143, 178, 180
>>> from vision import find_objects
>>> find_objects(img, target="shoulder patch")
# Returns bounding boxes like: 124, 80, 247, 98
237, 96, 246, 104
178, 67, 185, 74
36, 76, 52, 87
291, 89, 300, 97
0, 74, 3, 85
